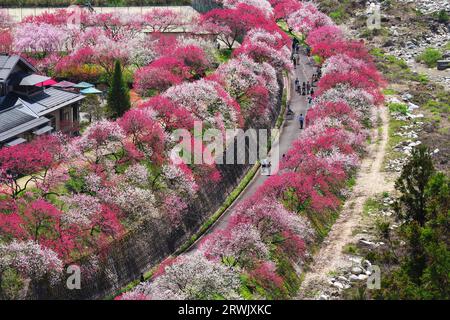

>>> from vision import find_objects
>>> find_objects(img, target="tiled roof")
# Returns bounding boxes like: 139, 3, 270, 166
0, 107, 36, 133
0, 106, 50, 143
0, 55, 37, 82
26, 88, 85, 115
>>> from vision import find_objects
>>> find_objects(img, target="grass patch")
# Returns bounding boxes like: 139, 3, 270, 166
276, 84, 288, 129
383, 88, 397, 96
384, 115, 409, 168
363, 197, 382, 216
423, 98, 450, 121
216, 48, 233, 64
306, 209, 339, 239
370, 48, 422, 84
343, 243, 360, 255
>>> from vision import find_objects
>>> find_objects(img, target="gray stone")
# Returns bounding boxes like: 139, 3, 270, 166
333, 282, 344, 289
358, 274, 369, 281
351, 267, 363, 275
349, 274, 360, 282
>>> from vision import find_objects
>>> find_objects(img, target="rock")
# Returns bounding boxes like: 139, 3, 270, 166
358, 274, 369, 281
359, 239, 376, 247
319, 294, 329, 300
338, 276, 348, 283
351, 267, 363, 275
365, 270, 372, 276
333, 282, 344, 289
402, 93, 413, 101
408, 102, 420, 111
349, 256, 363, 264
383, 39, 395, 47
362, 260, 372, 269
349, 274, 360, 282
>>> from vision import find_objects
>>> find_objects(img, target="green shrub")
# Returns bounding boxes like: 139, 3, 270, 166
416, 48, 443, 68
436, 10, 449, 23
388, 102, 408, 115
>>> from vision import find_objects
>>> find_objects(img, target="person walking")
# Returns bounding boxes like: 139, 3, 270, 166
306, 81, 311, 94
299, 114, 305, 129
293, 52, 299, 64
310, 88, 315, 96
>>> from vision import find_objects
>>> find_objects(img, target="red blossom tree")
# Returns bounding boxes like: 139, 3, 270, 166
119, 109, 166, 165
200, 4, 271, 50
0, 135, 65, 198
0, 30, 12, 54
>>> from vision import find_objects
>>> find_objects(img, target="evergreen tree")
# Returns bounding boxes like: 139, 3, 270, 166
394, 145, 435, 227
107, 60, 131, 119
378, 146, 450, 299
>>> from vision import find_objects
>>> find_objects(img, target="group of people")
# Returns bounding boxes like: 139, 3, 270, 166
289, 40, 323, 130
294, 78, 314, 97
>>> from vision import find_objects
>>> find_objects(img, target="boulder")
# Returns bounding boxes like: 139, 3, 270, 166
351, 267, 363, 275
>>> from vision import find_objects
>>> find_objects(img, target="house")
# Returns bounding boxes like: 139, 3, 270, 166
0, 54, 84, 147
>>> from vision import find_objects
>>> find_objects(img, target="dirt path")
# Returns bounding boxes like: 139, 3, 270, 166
298, 106, 395, 298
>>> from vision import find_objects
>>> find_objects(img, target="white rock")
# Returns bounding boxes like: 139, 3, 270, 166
359, 239, 376, 247
408, 102, 420, 111
349, 274, 360, 282
358, 274, 369, 281
351, 267, 363, 275
333, 282, 344, 289
362, 260, 372, 269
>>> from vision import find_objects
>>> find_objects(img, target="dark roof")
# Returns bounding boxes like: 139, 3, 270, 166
0, 55, 37, 82
0, 106, 50, 143
25, 87, 84, 115
0, 107, 36, 133
0, 92, 19, 110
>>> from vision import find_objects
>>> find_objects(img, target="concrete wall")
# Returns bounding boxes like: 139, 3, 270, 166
1, 6, 198, 22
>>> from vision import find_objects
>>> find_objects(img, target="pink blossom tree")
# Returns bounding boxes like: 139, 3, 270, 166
13, 23, 69, 56
130, 252, 241, 300
0, 240, 63, 286
76, 120, 126, 166
163, 79, 242, 128
143, 8, 185, 33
